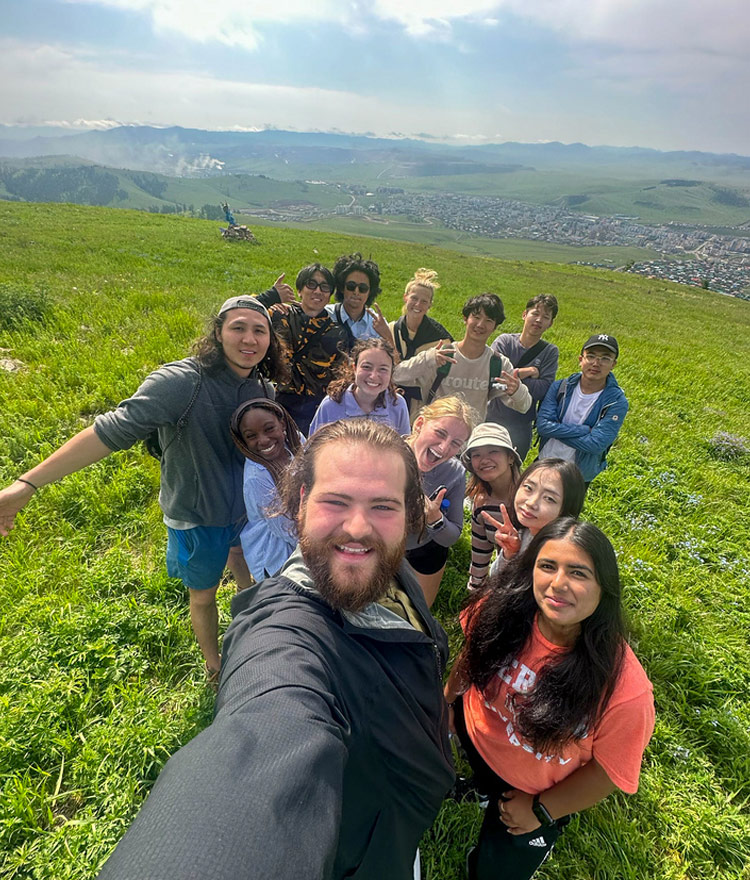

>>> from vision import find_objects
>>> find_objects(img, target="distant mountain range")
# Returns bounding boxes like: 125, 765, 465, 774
2, 125, 750, 179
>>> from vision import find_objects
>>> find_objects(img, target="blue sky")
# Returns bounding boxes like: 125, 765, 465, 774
1, 0, 748, 153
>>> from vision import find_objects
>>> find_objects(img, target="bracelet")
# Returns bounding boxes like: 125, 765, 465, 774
17, 477, 39, 492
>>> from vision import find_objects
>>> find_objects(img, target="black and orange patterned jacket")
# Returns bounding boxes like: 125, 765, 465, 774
272, 304, 351, 398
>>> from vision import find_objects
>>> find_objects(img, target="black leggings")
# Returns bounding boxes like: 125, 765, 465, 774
454, 697, 569, 880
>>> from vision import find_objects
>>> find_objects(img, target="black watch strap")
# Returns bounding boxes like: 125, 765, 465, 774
532, 794, 554, 827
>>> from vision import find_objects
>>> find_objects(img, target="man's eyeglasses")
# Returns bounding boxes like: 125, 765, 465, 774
345, 281, 370, 294
582, 352, 615, 365
304, 279, 332, 294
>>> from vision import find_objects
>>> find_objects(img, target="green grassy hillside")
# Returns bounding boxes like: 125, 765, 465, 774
0, 202, 749, 879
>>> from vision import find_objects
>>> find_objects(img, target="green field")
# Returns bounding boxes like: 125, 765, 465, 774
1, 202, 749, 879
4, 151, 750, 230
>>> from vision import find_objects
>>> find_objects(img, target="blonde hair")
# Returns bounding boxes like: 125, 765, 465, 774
409, 395, 479, 441
402, 268, 440, 315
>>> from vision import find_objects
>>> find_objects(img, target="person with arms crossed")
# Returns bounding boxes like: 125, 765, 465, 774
96, 419, 455, 880
389, 268, 453, 420
0, 296, 288, 682
537, 334, 628, 490
487, 294, 559, 461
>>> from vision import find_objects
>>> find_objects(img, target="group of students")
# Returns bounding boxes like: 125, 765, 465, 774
0, 254, 650, 880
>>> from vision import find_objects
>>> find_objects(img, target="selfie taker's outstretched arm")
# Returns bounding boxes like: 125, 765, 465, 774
0, 426, 112, 536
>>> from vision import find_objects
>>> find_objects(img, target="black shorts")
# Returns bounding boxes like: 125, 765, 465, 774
405, 540, 450, 575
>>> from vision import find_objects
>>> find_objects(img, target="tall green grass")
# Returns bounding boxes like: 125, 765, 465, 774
1, 202, 749, 879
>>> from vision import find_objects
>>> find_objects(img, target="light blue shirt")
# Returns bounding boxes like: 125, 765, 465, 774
309, 386, 411, 436
325, 303, 380, 340
240, 458, 297, 581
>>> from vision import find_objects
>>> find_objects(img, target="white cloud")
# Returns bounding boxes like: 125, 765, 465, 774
59, 0, 750, 70
371, 0, 501, 36
0, 39, 496, 139
505, 0, 750, 55
64, 0, 343, 50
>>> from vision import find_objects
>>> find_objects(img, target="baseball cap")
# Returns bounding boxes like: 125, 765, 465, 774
581, 334, 619, 358
218, 296, 270, 321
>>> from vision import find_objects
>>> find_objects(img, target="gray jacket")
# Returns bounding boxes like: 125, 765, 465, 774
93, 358, 272, 526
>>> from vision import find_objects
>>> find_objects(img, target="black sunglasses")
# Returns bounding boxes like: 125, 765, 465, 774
304, 279, 332, 293
345, 281, 370, 294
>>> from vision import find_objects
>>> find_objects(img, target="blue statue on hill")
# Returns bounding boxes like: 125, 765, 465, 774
222, 202, 236, 227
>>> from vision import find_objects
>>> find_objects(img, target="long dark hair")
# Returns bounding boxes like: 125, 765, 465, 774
456, 517, 626, 751
193, 310, 290, 383
229, 399, 302, 485
326, 338, 399, 408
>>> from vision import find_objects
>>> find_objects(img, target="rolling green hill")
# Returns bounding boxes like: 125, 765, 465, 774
0, 157, 345, 215
0, 202, 749, 879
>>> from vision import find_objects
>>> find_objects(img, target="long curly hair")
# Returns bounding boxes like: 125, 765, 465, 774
326, 338, 399, 409
229, 399, 302, 485
456, 517, 626, 752
193, 309, 290, 383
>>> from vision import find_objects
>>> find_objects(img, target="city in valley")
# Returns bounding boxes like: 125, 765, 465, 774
240, 186, 750, 300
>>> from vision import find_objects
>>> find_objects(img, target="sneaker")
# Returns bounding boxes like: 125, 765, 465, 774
446, 776, 489, 807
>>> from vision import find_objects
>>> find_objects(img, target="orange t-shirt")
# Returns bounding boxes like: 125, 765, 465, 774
463, 616, 654, 795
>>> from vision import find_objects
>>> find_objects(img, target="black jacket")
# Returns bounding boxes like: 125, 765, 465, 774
98, 560, 454, 880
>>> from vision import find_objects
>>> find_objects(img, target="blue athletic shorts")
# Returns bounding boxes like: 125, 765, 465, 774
166, 523, 242, 591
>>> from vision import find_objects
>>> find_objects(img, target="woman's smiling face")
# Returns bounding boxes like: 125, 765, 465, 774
533, 536, 602, 646
354, 348, 393, 403
410, 415, 470, 473
239, 408, 287, 464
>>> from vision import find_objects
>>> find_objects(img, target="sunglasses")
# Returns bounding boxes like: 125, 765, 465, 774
304, 279, 332, 293
345, 281, 370, 294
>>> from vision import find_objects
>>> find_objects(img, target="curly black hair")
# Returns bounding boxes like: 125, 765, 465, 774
332, 252, 381, 306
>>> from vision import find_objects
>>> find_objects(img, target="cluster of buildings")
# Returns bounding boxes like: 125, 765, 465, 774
626, 259, 750, 299
241, 185, 750, 300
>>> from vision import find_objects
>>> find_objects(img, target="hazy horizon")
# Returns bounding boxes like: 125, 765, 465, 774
2, 1, 748, 156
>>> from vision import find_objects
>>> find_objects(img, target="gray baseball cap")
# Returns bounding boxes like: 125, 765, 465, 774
218, 296, 270, 322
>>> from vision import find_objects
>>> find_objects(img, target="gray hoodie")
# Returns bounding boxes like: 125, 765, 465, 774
94, 357, 271, 526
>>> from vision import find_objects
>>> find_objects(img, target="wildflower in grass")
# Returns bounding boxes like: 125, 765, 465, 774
651, 470, 677, 487
707, 431, 748, 461
671, 746, 691, 762
675, 537, 705, 563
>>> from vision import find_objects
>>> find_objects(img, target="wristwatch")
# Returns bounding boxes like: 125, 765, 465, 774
426, 515, 444, 531
532, 794, 554, 827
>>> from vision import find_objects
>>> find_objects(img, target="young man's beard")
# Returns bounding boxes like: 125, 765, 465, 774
299, 530, 406, 613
